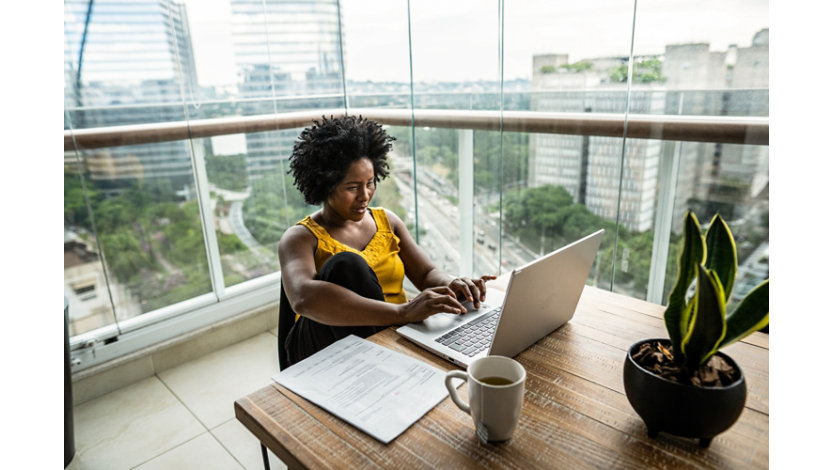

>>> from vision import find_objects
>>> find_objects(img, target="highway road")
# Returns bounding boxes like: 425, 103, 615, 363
390, 157, 536, 277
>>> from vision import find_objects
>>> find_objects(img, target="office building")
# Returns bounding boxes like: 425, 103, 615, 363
64, 0, 200, 192
529, 54, 664, 232
230, 0, 345, 182
529, 29, 768, 233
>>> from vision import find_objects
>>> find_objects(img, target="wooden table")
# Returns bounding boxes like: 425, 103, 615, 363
235, 285, 769, 469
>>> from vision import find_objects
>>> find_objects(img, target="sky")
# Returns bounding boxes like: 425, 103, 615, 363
182, 0, 769, 86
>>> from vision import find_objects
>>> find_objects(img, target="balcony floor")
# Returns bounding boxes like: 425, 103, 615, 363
67, 331, 287, 470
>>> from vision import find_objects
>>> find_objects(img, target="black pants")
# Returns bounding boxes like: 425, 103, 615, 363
282, 252, 386, 367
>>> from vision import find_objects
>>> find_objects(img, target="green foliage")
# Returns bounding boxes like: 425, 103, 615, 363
64, 166, 102, 229
560, 60, 593, 73
243, 167, 321, 245
99, 231, 156, 281
608, 57, 666, 84
665, 212, 769, 368
64, 169, 219, 311
372, 178, 407, 221
503, 184, 676, 295
474, 131, 528, 195
539, 65, 556, 74
205, 153, 248, 191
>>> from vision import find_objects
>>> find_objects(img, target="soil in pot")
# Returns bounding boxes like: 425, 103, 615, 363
631, 341, 740, 388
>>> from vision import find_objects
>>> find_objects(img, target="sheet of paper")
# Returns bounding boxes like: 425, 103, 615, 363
272, 335, 451, 443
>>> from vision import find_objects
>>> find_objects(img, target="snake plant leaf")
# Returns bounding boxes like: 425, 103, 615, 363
704, 214, 737, 301
665, 211, 705, 355
681, 265, 727, 368
720, 279, 769, 348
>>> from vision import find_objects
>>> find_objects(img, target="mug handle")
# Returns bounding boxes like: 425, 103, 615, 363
445, 370, 470, 413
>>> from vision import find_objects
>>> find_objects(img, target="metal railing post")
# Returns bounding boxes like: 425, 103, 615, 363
190, 141, 226, 299
458, 129, 474, 277
647, 140, 682, 304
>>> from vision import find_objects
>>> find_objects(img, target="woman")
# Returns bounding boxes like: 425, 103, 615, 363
278, 115, 495, 367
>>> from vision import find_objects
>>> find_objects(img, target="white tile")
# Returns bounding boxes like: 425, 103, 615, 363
70, 376, 205, 470
212, 418, 287, 470
72, 356, 155, 406
133, 432, 244, 470
158, 332, 279, 429
152, 311, 273, 373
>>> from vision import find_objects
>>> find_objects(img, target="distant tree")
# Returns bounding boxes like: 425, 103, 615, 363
504, 184, 574, 232
560, 60, 593, 73
206, 153, 247, 191
608, 57, 666, 84
65, 167, 105, 230
243, 167, 315, 245
99, 231, 155, 281
372, 176, 407, 221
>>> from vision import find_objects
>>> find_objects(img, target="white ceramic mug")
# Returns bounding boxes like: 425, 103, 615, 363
444, 356, 526, 442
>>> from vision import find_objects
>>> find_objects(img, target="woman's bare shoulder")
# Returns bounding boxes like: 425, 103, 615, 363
279, 224, 317, 254
383, 208, 406, 231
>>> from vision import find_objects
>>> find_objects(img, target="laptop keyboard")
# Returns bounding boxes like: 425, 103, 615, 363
435, 307, 501, 357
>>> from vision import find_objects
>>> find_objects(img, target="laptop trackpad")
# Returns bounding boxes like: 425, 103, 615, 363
412, 309, 483, 334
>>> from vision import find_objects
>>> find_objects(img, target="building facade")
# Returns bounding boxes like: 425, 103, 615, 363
529, 54, 664, 232
230, 0, 346, 182
64, 0, 200, 193
529, 29, 768, 233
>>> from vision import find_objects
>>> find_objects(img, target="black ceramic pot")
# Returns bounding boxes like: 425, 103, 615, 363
623, 339, 747, 447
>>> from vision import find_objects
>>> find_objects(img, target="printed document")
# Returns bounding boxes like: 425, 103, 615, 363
272, 335, 452, 443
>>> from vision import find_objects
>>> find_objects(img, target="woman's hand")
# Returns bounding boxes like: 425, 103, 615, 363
397, 286, 467, 323
447, 275, 498, 309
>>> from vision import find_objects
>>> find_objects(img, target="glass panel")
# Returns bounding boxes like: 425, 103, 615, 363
63, 137, 213, 334
340, 1, 415, 290
64, 0, 194, 127
225, 0, 346, 188
64, 153, 120, 336
380, 125, 418, 295
65, 0, 201, 336
159, 0, 355, 290
407, 0, 500, 281
500, 130, 619, 290
414, 127, 463, 273
341, 0, 412, 108
501, 1, 637, 287
596, 137, 662, 299
199, 133, 297, 287
615, 0, 769, 301
665, 141, 769, 307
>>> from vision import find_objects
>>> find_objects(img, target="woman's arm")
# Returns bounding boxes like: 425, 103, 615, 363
388, 210, 496, 308
279, 225, 465, 326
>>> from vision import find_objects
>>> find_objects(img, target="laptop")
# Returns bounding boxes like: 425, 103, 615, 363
396, 229, 604, 367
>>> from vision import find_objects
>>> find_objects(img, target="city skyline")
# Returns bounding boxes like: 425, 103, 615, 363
182, 0, 768, 86
62, 0, 771, 334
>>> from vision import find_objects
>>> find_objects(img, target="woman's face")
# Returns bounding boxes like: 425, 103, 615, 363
325, 157, 376, 222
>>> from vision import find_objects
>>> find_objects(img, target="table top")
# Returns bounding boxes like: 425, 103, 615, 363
235, 285, 769, 469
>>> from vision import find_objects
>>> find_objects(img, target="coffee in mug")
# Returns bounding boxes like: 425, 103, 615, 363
445, 355, 526, 442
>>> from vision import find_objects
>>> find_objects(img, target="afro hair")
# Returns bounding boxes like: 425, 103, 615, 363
288, 115, 395, 205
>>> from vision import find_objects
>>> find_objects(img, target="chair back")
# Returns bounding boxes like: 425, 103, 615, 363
277, 279, 295, 370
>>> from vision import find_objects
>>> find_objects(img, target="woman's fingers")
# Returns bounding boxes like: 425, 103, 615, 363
475, 275, 497, 301
449, 275, 497, 307
423, 286, 465, 313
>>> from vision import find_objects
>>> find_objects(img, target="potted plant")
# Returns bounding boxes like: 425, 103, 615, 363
623, 211, 769, 447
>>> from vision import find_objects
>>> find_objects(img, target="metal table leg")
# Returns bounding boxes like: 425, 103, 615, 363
261, 443, 271, 470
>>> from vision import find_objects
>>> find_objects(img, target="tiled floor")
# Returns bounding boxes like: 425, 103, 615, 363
67, 332, 287, 470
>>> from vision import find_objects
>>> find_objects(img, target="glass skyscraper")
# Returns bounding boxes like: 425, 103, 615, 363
230, 0, 345, 182
64, 0, 200, 191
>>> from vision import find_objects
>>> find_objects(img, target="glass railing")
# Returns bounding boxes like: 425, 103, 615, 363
65, 0, 768, 371
65, 99, 768, 370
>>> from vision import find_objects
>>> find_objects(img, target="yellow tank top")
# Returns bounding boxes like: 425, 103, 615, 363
298, 207, 407, 304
